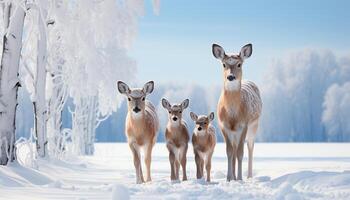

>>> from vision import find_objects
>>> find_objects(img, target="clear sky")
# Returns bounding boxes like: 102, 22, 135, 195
130, 0, 350, 87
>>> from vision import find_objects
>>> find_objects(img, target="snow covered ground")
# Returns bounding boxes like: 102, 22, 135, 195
1, 143, 350, 200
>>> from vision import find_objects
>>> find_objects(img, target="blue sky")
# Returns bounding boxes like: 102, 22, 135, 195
130, 0, 350, 87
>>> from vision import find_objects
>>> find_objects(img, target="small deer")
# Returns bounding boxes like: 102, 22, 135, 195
161, 98, 190, 181
212, 43, 262, 181
190, 112, 216, 182
117, 81, 159, 184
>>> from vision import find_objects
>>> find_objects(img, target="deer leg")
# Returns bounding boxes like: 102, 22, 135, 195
175, 159, 180, 180
195, 151, 203, 179
237, 126, 247, 180
225, 138, 235, 181
167, 144, 176, 181
129, 142, 144, 184
237, 142, 244, 180
200, 157, 204, 179
247, 120, 258, 178
144, 143, 153, 182
206, 152, 213, 182
232, 147, 237, 181
247, 140, 254, 178
180, 145, 188, 181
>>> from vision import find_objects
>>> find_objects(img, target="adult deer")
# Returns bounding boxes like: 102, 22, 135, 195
212, 43, 262, 181
117, 81, 159, 184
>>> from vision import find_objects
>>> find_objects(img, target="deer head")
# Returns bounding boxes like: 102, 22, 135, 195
117, 81, 154, 117
162, 98, 189, 125
212, 43, 252, 91
190, 112, 214, 135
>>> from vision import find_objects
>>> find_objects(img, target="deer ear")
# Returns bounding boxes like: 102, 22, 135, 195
181, 99, 189, 110
212, 44, 225, 60
240, 43, 252, 60
117, 81, 130, 94
143, 81, 154, 94
208, 112, 215, 122
161, 98, 171, 110
190, 112, 198, 121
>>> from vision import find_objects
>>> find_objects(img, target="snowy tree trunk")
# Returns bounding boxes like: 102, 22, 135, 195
0, 3, 25, 165
47, 71, 66, 154
71, 96, 88, 155
71, 96, 98, 155
45, 0, 68, 156
33, 4, 48, 158
85, 96, 98, 155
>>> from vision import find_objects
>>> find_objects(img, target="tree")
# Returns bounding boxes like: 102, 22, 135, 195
322, 82, 350, 141
22, 0, 52, 158
32, 0, 49, 158
58, 0, 150, 155
0, 1, 26, 165
259, 49, 350, 142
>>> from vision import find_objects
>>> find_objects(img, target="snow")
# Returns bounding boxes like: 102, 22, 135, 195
111, 184, 130, 200
1, 143, 350, 199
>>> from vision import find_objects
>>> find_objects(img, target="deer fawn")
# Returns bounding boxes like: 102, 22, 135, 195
212, 43, 262, 181
190, 112, 216, 182
162, 98, 190, 181
117, 81, 159, 184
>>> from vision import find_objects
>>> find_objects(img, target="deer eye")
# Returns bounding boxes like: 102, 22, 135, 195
223, 64, 226, 68
168, 111, 171, 114
237, 63, 241, 68
127, 98, 131, 101
142, 97, 145, 101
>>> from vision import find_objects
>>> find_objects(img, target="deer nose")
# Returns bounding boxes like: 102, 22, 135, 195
227, 75, 235, 81
133, 107, 141, 113
172, 116, 178, 121
198, 127, 202, 131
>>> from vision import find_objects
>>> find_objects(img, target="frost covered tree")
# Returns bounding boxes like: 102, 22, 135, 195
58, 0, 159, 155
0, 0, 160, 161
19, 0, 160, 157
41, 0, 71, 157
322, 82, 350, 141
21, 0, 55, 158
45, 26, 69, 157
0, 1, 26, 165
259, 49, 350, 142
31, 0, 50, 158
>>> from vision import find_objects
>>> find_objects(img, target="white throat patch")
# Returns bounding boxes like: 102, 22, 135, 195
194, 129, 206, 137
131, 111, 142, 119
225, 80, 240, 91
169, 120, 180, 128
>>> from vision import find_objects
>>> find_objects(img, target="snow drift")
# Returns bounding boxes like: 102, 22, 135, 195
1, 143, 349, 199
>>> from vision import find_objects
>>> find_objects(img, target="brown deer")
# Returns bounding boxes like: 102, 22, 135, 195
190, 112, 216, 182
161, 98, 190, 181
117, 81, 159, 184
212, 43, 262, 181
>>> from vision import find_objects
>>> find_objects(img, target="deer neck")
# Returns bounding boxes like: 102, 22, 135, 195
168, 120, 181, 130
223, 88, 241, 114
195, 129, 209, 138
129, 110, 145, 122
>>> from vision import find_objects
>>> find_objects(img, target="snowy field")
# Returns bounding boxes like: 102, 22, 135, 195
1, 143, 350, 200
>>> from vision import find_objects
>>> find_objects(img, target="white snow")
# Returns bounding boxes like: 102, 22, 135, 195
111, 183, 130, 200
1, 143, 350, 199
